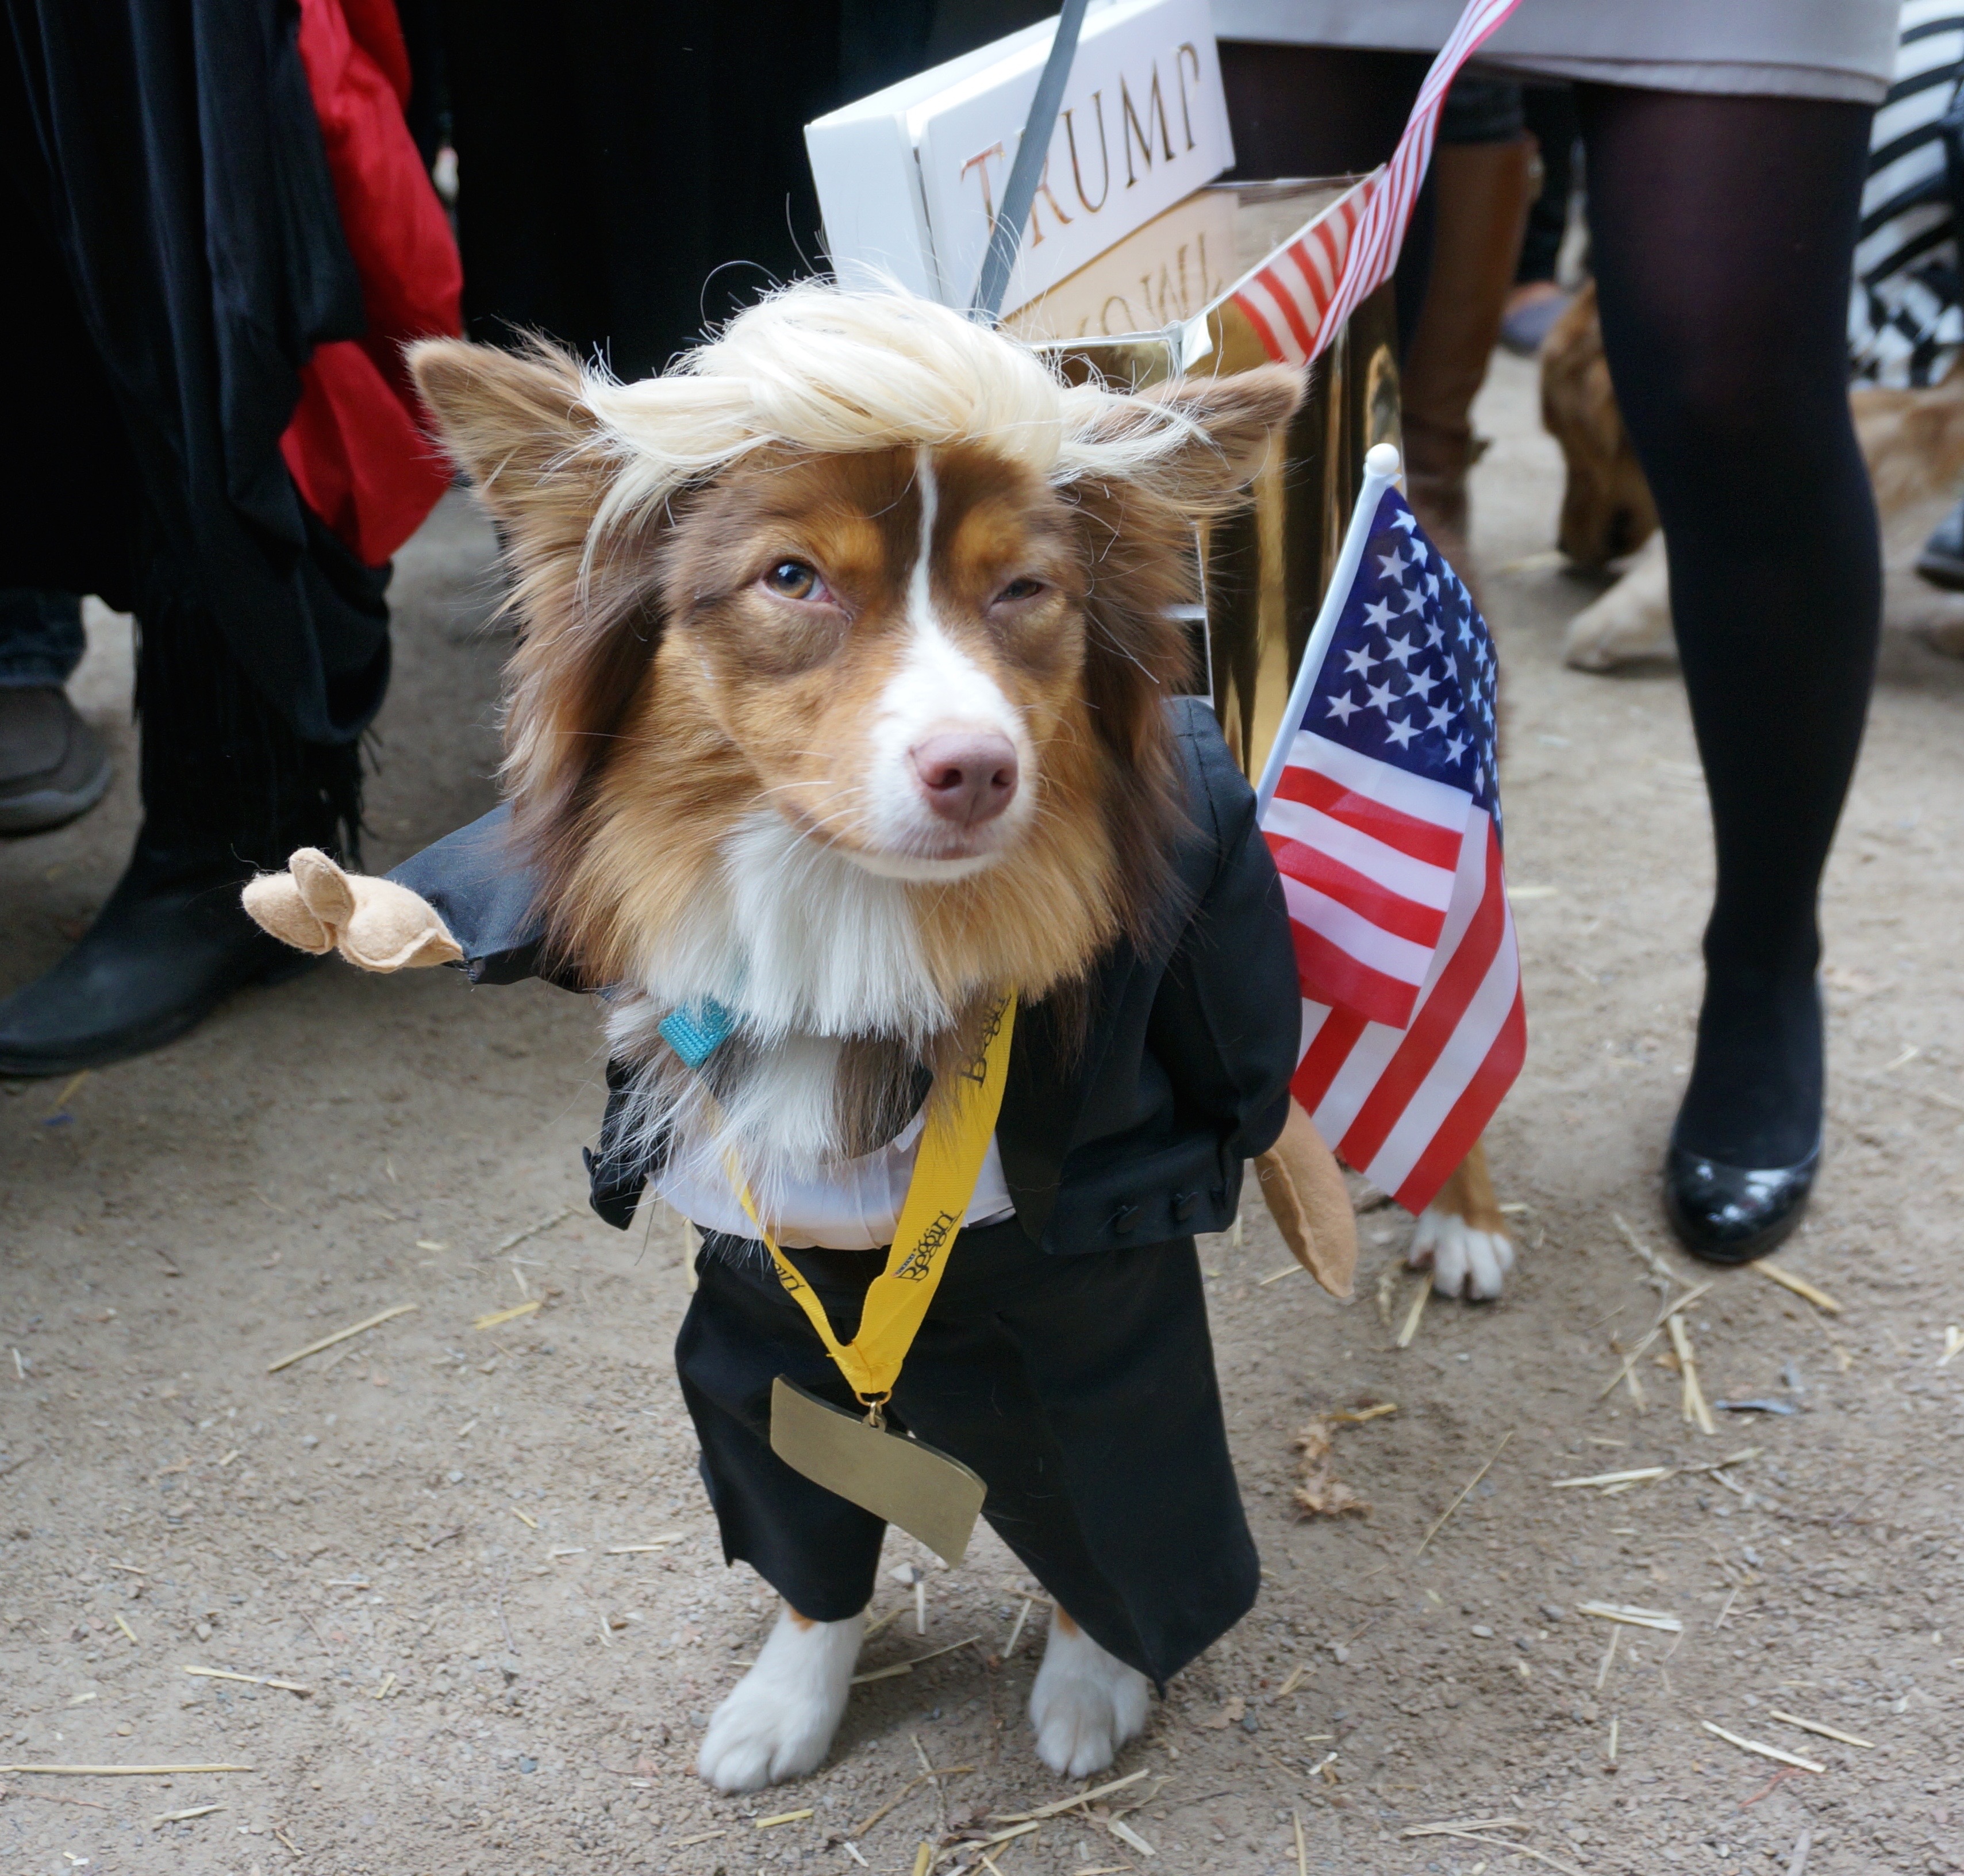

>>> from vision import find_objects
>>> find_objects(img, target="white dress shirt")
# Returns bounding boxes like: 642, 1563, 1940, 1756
654, 1111, 1017, 1251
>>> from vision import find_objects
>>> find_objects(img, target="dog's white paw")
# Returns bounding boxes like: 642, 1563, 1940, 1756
697, 1605, 862, 1794
1409, 1207, 1516, 1301
1028, 1610, 1150, 1779
1561, 533, 1675, 671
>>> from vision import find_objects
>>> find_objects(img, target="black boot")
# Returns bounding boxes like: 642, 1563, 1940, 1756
0, 591, 111, 834
0, 685, 112, 835
1663, 1139, 1819, 1264
0, 596, 367, 1077
0, 828, 318, 1075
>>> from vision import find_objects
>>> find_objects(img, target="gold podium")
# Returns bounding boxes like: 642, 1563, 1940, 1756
1008, 179, 1401, 787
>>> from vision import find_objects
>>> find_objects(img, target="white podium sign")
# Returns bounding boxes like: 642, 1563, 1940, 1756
807, 0, 1233, 317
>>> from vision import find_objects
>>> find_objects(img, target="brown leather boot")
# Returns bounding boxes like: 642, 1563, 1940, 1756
1400, 135, 1536, 589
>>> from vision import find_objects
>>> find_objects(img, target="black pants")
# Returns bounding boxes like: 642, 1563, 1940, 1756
676, 1221, 1258, 1687
1, 2, 387, 858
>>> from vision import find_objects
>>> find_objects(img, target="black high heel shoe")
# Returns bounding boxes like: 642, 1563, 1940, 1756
1663, 967, 1823, 1266
1662, 1138, 1820, 1265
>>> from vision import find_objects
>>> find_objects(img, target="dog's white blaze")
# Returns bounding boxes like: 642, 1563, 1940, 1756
855, 449, 1033, 879
906, 444, 939, 635
697, 1605, 863, 1793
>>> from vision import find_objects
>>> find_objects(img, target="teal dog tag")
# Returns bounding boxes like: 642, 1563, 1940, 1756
659, 998, 735, 1068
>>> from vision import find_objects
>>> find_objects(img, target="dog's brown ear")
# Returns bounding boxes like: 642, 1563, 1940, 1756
1071, 364, 1305, 512
1145, 364, 1306, 501
410, 339, 666, 927
409, 338, 602, 514
1054, 364, 1305, 937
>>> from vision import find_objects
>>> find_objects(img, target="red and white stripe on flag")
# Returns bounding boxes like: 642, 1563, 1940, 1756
1292, 807, 1526, 1215
1227, 187, 1366, 371
1263, 729, 1471, 1032
1227, 0, 1525, 368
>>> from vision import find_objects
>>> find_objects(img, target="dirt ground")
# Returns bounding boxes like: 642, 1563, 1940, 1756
5, 349, 1964, 1876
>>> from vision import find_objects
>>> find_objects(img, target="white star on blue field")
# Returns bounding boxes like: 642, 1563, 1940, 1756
1299, 485, 1503, 832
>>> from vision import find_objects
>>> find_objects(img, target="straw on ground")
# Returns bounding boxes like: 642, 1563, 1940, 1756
1701, 1721, 1824, 1774
1, 1763, 255, 1777
1754, 1263, 1842, 1314
267, 1303, 417, 1374
474, 1299, 541, 1331
1578, 1602, 1682, 1633
182, 1665, 311, 1696
1768, 1710, 1873, 1750
1415, 1430, 1513, 1557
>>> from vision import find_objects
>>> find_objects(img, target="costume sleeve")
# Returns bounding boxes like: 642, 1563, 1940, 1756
1144, 702, 1299, 1166
385, 804, 574, 986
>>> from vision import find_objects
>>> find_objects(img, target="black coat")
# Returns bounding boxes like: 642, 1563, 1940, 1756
434, 1, 1058, 385
390, 697, 1300, 1255
1, 0, 390, 745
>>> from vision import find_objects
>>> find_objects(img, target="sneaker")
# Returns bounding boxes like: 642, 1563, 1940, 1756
1498, 283, 1572, 357
1915, 494, 1964, 593
0, 686, 113, 835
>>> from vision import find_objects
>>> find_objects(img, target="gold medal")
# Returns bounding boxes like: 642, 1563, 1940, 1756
768, 1377, 986, 1566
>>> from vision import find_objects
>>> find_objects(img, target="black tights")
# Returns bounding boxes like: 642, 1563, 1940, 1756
1578, 89, 1880, 1164
1219, 54, 1881, 1167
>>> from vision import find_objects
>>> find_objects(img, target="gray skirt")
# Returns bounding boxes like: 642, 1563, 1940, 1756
1210, 0, 1902, 104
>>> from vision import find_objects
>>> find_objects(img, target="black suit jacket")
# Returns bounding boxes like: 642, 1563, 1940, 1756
390, 697, 1300, 1255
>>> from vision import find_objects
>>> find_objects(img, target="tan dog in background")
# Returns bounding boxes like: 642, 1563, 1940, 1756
1544, 282, 1964, 668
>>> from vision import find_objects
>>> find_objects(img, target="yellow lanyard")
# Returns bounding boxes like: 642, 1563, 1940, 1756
725, 997, 1016, 1416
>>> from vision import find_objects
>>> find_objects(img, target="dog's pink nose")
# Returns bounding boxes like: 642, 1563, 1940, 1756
910, 732, 1019, 825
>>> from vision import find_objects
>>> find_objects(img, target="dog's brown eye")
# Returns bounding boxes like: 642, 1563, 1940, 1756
997, 577, 1044, 603
764, 560, 823, 601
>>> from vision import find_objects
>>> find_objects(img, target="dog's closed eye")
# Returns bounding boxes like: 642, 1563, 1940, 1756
994, 577, 1046, 605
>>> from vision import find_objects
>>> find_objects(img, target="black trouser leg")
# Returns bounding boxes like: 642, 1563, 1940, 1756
135, 578, 364, 873
677, 1225, 1257, 1685
0, 565, 370, 1075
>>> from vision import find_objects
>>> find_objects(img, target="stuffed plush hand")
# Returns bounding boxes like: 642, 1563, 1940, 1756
242, 848, 463, 972
1253, 1098, 1358, 1299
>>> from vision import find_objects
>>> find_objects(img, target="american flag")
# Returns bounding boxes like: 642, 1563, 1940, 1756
1220, 0, 1524, 368
1260, 481, 1525, 1216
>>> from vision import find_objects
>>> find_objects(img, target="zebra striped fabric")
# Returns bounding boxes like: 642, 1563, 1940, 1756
1851, 2, 1964, 387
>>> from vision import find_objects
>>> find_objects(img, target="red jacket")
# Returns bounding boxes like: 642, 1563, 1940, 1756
282, 0, 462, 567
